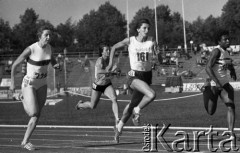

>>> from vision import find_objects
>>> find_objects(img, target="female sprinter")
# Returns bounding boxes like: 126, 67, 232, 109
10, 26, 60, 150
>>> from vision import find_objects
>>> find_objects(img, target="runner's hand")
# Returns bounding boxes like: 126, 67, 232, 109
53, 63, 60, 69
111, 64, 118, 72
10, 84, 15, 93
106, 65, 112, 72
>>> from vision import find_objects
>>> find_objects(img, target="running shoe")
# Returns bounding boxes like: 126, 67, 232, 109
75, 100, 83, 110
132, 110, 141, 126
113, 124, 121, 143
21, 142, 36, 151
229, 132, 236, 140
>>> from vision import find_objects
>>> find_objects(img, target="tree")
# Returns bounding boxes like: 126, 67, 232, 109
97, 2, 126, 46
76, 2, 126, 53
157, 5, 177, 47
203, 15, 221, 46
168, 12, 184, 47
0, 18, 12, 51
12, 8, 39, 52
56, 18, 76, 51
190, 17, 205, 45
221, 0, 240, 44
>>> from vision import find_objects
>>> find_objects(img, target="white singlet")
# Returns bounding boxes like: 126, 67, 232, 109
22, 42, 52, 90
128, 36, 154, 71
26, 42, 51, 79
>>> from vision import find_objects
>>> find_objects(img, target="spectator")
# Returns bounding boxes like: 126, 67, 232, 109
170, 51, 179, 66
83, 54, 90, 72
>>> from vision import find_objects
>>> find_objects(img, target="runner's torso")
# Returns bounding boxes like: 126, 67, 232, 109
26, 42, 52, 79
94, 57, 111, 85
211, 46, 231, 85
128, 36, 154, 71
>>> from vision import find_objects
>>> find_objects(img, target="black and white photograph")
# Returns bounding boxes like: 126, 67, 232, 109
1, 0, 240, 152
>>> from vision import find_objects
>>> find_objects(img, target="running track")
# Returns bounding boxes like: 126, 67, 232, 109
1, 90, 240, 153
1, 125, 240, 153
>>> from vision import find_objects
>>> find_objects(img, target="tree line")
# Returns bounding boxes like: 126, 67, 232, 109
1, 0, 240, 57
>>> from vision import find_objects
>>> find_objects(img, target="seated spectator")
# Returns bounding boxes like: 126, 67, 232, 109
193, 45, 198, 55
172, 67, 177, 76
163, 52, 171, 65
65, 57, 70, 63
161, 68, 168, 76
77, 54, 84, 68
198, 48, 209, 65
182, 70, 193, 79
166, 52, 171, 58
170, 51, 179, 66
161, 54, 169, 65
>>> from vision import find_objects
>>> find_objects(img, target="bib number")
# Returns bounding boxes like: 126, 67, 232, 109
34, 72, 47, 79
137, 52, 149, 62
23, 78, 31, 87
128, 70, 135, 77
92, 83, 97, 90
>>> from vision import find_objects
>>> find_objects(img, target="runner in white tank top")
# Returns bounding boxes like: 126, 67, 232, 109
10, 26, 60, 150
203, 30, 236, 138
128, 36, 154, 72
22, 42, 52, 90
106, 18, 157, 143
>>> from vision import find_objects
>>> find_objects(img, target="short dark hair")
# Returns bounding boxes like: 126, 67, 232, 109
134, 18, 150, 33
37, 25, 52, 39
98, 45, 109, 57
214, 29, 229, 45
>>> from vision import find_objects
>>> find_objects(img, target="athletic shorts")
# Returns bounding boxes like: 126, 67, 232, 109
92, 82, 112, 93
204, 82, 234, 103
22, 75, 47, 90
127, 70, 152, 89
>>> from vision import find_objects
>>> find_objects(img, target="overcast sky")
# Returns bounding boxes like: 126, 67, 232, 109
0, 0, 228, 27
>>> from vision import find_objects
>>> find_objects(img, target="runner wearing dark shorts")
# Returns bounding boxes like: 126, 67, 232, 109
106, 18, 157, 143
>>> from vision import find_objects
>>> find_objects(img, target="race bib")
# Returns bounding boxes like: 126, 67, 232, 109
128, 70, 135, 77
92, 83, 97, 90
23, 77, 31, 88
137, 52, 149, 62
34, 72, 47, 79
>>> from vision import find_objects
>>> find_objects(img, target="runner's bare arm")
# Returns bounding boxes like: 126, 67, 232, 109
107, 38, 130, 71
50, 47, 60, 69
95, 58, 107, 73
10, 47, 31, 91
228, 63, 237, 81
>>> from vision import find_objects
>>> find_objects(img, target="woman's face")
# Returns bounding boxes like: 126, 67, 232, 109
39, 30, 52, 45
137, 23, 150, 37
102, 47, 110, 57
